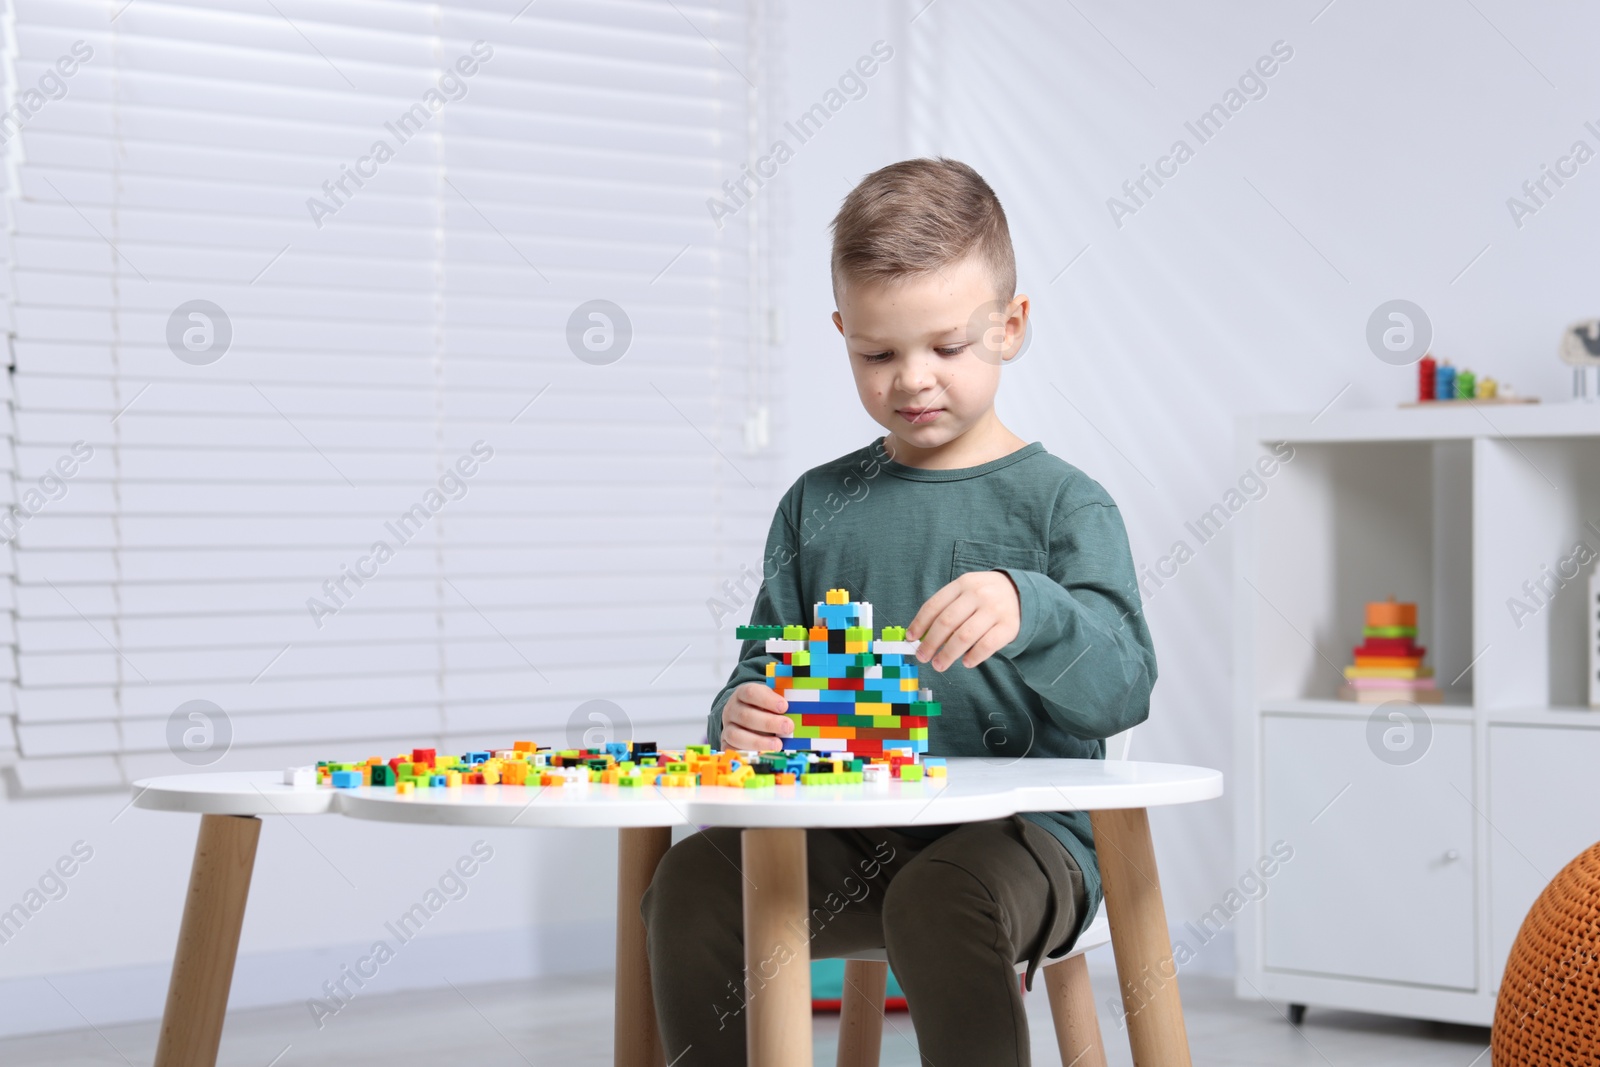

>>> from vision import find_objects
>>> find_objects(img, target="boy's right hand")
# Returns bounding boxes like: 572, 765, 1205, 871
720, 682, 792, 752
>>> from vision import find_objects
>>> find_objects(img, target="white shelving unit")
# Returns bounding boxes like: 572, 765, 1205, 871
1234, 403, 1600, 1027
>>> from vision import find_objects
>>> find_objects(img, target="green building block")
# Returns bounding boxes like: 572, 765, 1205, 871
899, 766, 923, 781
736, 625, 786, 640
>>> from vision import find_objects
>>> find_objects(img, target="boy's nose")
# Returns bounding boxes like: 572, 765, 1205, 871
895, 354, 937, 393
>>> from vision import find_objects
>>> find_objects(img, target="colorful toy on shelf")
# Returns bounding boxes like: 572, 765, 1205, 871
736, 588, 940, 757
1435, 360, 1456, 401
1338, 597, 1442, 704
1406, 354, 1535, 407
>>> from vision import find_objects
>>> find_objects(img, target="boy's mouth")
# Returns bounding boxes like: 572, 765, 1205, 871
897, 406, 943, 424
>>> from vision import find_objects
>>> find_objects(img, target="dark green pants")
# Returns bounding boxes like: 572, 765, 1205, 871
639, 816, 1087, 1067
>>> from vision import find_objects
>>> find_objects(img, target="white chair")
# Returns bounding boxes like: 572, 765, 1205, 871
831, 730, 1132, 1067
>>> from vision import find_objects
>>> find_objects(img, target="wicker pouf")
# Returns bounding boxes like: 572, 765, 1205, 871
1494, 841, 1600, 1065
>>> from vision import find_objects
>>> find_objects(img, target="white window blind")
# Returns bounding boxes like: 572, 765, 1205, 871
4, 0, 774, 789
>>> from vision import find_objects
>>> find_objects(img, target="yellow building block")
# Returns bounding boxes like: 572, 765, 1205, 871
446, 770, 462, 787
901, 678, 918, 691
396, 781, 414, 795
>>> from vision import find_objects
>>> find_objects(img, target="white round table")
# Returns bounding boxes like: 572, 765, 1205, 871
131, 757, 1222, 1067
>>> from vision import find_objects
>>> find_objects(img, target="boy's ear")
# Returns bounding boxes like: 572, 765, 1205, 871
1004, 293, 1030, 362
832, 310, 844, 336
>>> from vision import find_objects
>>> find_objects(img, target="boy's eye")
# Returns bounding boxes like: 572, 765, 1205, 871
862, 351, 892, 363
935, 344, 969, 356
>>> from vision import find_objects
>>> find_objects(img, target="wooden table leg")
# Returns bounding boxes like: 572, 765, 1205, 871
153, 813, 261, 1067
1089, 807, 1192, 1067
836, 959, 886, 1067
742, 827, 812, 1067
615, 826, 672, 1067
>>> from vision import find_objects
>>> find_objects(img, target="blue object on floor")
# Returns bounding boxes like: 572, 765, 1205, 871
810, 957, 907, 1011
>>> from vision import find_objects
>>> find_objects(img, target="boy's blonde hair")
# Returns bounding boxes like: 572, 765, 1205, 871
830, 157, 1016, 303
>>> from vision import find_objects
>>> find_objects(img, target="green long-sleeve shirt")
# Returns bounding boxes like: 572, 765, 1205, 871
709, 437, 1159, 945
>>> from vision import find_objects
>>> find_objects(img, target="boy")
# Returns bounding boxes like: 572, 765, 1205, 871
641, 158, 1156, 1065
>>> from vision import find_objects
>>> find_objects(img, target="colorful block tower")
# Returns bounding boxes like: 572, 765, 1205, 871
1339, 596, 1441, 704
736, 589, 940, 755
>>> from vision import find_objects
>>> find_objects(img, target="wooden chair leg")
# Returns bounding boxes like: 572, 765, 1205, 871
836, 959, 887, 1067
153, 814, 261, 1067
615, 826, 673, 1067
1044, 954, 1109, 1067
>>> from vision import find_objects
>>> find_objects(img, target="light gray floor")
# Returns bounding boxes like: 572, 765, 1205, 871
0, 967, 1492, 1066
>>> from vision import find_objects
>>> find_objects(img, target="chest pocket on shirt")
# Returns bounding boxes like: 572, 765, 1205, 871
950, 538, 1048, 582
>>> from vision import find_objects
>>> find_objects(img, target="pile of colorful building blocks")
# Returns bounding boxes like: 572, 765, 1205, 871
289, 741, 944, 792
1338, 597, 1441, 704
736, 588, 939, 756
289, 589, 947, 793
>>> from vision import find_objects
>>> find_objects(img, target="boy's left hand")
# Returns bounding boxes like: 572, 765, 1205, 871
907, 570, 1021, 672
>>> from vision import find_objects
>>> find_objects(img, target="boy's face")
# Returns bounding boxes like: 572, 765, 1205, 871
832, 253, 1027, 462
